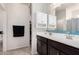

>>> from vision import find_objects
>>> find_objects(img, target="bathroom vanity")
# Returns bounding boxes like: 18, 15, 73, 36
37, 32, 79, 55
36, 12, 79, 55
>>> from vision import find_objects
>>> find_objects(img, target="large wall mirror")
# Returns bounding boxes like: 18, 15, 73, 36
48, 3, 79, 35
36, 4, 79, 35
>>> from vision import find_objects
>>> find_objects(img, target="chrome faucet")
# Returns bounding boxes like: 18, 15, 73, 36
66, 32, 72, 39
49, 32, 52, 35
46, 29, 52, 35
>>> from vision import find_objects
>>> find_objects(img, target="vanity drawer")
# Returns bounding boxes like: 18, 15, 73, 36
48, 39, 60, 49
58, 42, 79, 55
48, 39, 79, 55
37, 35, 47, 43
48, 45, 59, 55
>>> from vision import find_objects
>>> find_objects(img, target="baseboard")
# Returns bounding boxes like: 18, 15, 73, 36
4, 46, 30, 52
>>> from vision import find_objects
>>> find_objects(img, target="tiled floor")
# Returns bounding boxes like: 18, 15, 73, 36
0, 47, 31, 55
0, 41, 31, 55
4, 47, 31, 55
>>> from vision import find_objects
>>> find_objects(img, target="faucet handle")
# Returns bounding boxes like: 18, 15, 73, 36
49, 32, 52, 35
66, 35, 73, 40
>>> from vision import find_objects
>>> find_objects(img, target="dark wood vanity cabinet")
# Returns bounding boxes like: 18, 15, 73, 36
59, 52, 66, 55
41, 42, 47, 55
48, 39, 66, 55
37, 35, 79, 55
37, 39, 42, 54
37, 36, 48, 55
48, 46, 59, 55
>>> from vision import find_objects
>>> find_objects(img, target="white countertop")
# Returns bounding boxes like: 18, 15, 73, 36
37, 32, 79, 49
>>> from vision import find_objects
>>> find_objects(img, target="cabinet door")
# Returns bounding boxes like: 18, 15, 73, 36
48, 46, 59, 55
41, 42, 47, 55
37, 35, 47, 43
59, 52, 66, 55
37, 39, 42, 55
